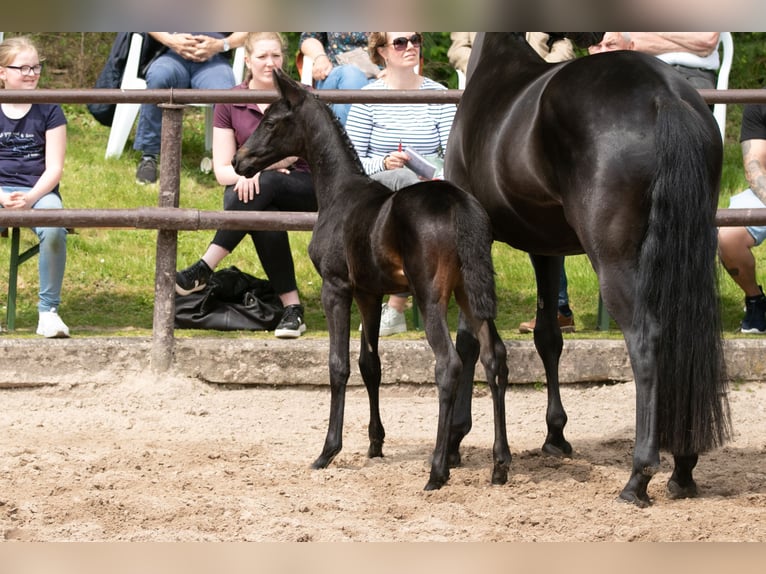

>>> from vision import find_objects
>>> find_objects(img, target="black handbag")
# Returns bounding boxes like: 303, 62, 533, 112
174, 266, 284, 331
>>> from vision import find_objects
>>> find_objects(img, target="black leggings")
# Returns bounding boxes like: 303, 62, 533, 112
211, 170, 317, 295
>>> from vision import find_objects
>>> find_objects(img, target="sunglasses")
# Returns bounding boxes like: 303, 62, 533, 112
389, 34, 422, 51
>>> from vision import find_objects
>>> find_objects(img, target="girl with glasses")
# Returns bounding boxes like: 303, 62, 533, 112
345, 32, 457, 336
0, 36, 69, 337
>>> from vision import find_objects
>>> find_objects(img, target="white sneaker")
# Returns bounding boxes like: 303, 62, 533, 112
36, 308, 70, 338
379, 303, 407, 336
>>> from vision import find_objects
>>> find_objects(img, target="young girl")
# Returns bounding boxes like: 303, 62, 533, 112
175, 32, 317, 339
0, 36, 69, 337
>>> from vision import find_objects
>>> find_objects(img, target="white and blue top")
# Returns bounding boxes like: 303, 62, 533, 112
345, 77, 456, 176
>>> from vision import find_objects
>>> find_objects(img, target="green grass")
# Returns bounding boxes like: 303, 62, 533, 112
0, 102, 759, 340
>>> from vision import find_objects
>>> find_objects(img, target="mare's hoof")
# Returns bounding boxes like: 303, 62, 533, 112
424, 472, 449, 491
667, 478, 698, 500
542, 440, 572, 457
310, 454, 335, 470
617, 489, 652, 508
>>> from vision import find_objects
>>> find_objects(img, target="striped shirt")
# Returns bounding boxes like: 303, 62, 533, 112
345, 77, 456, 175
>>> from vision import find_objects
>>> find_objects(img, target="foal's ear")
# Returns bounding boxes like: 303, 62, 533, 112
273, 68, 306, 108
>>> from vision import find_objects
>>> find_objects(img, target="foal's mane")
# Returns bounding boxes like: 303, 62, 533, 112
305, 89, 367, 177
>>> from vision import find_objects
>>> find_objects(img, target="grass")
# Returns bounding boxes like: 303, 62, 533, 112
0, 31, 762, 340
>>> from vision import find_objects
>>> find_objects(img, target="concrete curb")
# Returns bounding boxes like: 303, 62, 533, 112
1, 337, 764, 387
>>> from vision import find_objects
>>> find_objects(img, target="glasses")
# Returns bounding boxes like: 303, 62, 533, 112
388, 34, 422, 51
4, 64, 43, 76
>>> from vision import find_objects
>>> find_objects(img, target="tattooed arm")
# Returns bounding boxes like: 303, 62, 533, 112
742, 139, 766, 205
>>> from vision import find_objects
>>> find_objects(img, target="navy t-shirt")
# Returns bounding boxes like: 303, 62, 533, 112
0, 103, 67, 190
740, 101, 766, 142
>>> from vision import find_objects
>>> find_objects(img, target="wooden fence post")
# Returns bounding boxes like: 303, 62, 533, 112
151, 103, 185, 373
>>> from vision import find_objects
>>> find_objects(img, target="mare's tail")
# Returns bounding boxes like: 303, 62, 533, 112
637, 98, 731, 454
454, 193, 497, 322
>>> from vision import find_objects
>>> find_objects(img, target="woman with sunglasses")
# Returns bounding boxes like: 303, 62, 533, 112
345, 32, 457, 336
0, 36, 69, 337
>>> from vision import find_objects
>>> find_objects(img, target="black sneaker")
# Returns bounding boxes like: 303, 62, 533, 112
741, 288, 766, 334
275, 304, 307, 339
175, 259, 212, 296
136, 155, 157, 184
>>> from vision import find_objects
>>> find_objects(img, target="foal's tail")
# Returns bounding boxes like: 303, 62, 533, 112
637, 97, 731, 454
454, 193, 497, 322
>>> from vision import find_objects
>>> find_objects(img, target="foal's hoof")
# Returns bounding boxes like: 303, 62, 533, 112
368, 440, 384, 459
491, 463, 509, 485
666, 478, 698, 500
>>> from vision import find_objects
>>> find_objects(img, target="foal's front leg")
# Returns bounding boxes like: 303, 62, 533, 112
312, 283, 354, 470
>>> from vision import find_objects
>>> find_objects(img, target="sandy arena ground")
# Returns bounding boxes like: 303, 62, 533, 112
0, 375, 764, 542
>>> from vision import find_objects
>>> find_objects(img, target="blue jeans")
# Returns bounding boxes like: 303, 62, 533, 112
729, 188, 766, 246
134, 51, 236, 155
315, 64, 371, 125
1, 187, 67, 312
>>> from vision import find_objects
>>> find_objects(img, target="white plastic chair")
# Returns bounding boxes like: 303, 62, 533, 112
713, 32, 734, 142
104, 34, 246, 159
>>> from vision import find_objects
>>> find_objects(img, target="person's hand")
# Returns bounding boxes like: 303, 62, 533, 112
312, 54, 333, 81
383, 151, 409, 170
169, 33, 218, 63
234, 174, 261, 203
0, 191, 29, 210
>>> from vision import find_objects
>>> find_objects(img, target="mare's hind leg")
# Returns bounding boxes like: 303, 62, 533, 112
529, 254, 571, 457
667, 454, 699, 499
449, 311, 480, 467
356, 292, 386, 459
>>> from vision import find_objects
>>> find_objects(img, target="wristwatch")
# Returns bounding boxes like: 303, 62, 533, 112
222, 37, 230, 52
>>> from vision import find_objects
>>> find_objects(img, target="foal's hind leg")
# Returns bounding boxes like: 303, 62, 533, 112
529, 254, 571, 457
356, 292, 387, 459
470, 314, 511, 485
449, 311, 480, 467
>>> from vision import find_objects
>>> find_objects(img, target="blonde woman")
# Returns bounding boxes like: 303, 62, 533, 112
345, 32, 457, 335
0, 36, 69, 337
175, 32, 317, 339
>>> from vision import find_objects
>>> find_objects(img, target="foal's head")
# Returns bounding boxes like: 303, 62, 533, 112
232, 69, 313, 178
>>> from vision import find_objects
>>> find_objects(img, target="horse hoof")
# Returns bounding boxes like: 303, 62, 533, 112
617, 490, 652, 508
542, 441, 572, 457
491, 465, 509, 485
667, 479, 698, 499
368, 441, 384, 459
424, 479, 445, 491
310, 454, 334, 470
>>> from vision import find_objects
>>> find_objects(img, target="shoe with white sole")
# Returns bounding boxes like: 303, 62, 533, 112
37, 308, 70, 338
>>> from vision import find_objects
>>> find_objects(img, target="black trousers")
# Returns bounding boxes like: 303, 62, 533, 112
211, 170, 317, 295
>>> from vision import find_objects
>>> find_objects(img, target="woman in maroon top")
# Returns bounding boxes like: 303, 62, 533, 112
175, 32, 317, 338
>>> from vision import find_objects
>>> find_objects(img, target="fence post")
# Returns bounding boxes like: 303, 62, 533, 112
151, 103, 185, 373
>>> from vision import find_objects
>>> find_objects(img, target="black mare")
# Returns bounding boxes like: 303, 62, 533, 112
445, 33, 731, 506
232, 69, 510, 490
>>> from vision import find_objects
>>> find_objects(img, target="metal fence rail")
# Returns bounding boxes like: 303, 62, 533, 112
0, 88, 763, 372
